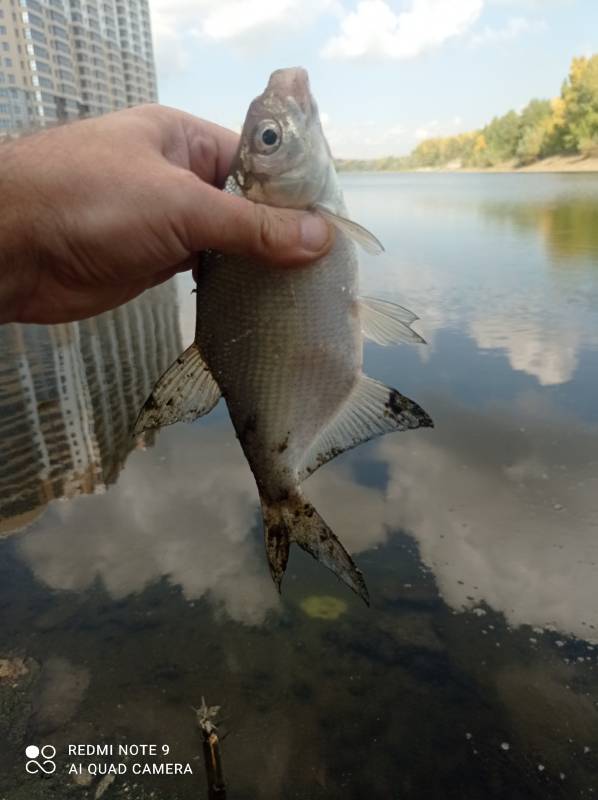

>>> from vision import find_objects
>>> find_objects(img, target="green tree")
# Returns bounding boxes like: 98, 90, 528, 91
561, 55, 598, 155
481, 110, 521, 165
515, 99, 552, 164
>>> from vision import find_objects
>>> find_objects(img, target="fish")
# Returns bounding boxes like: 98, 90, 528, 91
134, 67, 433, 605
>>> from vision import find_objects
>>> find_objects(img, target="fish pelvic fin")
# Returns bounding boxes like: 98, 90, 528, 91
260, 491, 369, 605
133, 342, 221, 435
298, 374, 433, 482
360, 297, 426, 345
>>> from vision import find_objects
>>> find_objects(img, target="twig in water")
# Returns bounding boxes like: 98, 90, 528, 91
193, 697, 226, 799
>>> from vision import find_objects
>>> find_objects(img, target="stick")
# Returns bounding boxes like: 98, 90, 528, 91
193, 697, 226, 799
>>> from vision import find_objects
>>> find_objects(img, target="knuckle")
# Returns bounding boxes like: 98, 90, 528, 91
253, 204, 291, 256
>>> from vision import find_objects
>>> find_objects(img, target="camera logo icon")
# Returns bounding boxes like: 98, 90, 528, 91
25, 745, 57, 775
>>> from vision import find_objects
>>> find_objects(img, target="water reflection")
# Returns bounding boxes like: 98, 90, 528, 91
17, 423, 279, 625
0, 283, 180, 537
368, 401, 597, 643
355, 177, 598, 389
479, 197, 598, 264
1, 175, 597, 799
14, 387, 598, 641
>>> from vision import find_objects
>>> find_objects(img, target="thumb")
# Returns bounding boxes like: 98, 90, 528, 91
182, 180, 335, 267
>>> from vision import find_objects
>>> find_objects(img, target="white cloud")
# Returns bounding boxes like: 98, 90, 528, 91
151, 0, 337, 71
414, 120, 438, 140
470, 15, 545, 46
489, 0, 565, 6
200, 0, 303, 41
322, 115, 406, 158
322, 0, 484, 60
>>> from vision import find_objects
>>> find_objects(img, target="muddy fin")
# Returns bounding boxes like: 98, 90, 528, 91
134, 343, 220, 435
314, 204, 384, 255
261, 493, 369, 604
360, 297, 426, 345
299, 375, 433, 481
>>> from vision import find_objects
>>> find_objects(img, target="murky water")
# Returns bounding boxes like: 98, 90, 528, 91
1, 174, 597, 799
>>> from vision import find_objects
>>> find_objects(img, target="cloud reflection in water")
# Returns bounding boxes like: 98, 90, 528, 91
17, 392, 598, 643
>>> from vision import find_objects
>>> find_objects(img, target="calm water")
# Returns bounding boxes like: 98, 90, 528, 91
1, 173, 597, 799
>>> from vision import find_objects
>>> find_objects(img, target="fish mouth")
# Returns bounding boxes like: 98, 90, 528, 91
265, 67, 313, 115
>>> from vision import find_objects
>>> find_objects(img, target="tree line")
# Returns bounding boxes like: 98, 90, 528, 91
336, 54, 598, 171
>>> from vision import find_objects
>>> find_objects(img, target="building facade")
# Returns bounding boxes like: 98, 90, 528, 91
0, 0, 157, 134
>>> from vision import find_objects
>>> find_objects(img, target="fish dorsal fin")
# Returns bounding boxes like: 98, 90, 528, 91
298, 374, 433, 482
360, 297, 426, 345
314, 204, 384, 255
134, 342, 221, 435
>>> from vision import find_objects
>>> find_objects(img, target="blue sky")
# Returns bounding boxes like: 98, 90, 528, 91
151, 0, 598, 158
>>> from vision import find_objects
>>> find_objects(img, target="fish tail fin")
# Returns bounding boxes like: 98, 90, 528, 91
260, 492, 370, 605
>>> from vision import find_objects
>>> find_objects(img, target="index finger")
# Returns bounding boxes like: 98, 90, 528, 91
178, 111, 240, 188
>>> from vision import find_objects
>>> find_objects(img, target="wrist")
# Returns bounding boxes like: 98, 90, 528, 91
0, 141, 42, 324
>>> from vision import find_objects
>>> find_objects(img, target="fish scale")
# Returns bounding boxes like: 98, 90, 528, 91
196, 229, 360, 486
135, 67, 432, 603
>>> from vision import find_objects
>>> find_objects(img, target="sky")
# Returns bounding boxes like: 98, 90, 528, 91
150, 0, 598, 158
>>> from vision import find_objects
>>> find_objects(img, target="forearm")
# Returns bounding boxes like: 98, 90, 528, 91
0, 139, 42, 324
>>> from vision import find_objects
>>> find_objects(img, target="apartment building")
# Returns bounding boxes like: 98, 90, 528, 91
0, 0, 157, 134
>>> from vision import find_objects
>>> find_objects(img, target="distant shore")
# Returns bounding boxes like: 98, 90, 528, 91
436, 154, 598, 173
338, 154, 598, 174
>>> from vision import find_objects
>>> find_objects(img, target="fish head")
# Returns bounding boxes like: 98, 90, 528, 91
233, 67, 333, 209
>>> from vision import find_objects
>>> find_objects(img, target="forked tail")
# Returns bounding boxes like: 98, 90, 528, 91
260, 492, 369, 605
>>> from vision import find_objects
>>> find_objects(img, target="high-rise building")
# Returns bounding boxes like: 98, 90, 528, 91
0, 0, 157, 134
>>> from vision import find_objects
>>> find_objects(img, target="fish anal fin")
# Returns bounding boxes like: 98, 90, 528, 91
313, 204, 384, 255
299, 375, 433, 481
134, 342, 221, 435
260, 492, 369, 604
361, 297, 426, 345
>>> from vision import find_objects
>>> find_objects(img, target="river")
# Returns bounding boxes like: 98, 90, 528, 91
0, 173, 597, 799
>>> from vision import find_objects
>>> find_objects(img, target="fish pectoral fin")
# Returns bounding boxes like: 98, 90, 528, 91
261, 492, 369, 605
360, 297, 426, 345
133, 342, 221, 435
313, 204, 384, 255
298, 374, 433, 481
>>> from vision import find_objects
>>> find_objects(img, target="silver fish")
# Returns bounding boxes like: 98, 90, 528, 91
135, 67, 432, 604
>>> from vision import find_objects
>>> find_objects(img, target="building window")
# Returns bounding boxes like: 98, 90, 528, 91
51, 24, 67, 38
27, 12, 45, 29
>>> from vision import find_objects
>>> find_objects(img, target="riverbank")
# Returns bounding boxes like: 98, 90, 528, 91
451, 154, 598, 173
337, 154, 598, 174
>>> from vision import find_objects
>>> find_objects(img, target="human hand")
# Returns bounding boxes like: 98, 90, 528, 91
0, 104, 334, 324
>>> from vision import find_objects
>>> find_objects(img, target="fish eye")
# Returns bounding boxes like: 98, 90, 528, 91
254, 120, 282, 154
262, 128, 278, 146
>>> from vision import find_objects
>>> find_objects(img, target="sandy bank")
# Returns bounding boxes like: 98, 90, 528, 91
430, 154, 598, 173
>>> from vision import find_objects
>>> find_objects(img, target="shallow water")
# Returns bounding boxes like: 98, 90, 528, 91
1, 174, 597, 799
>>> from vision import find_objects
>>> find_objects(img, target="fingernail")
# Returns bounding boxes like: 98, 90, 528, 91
299, 213, 330, 252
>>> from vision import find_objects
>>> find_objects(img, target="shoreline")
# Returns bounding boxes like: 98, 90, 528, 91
338, 154, 598, 174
